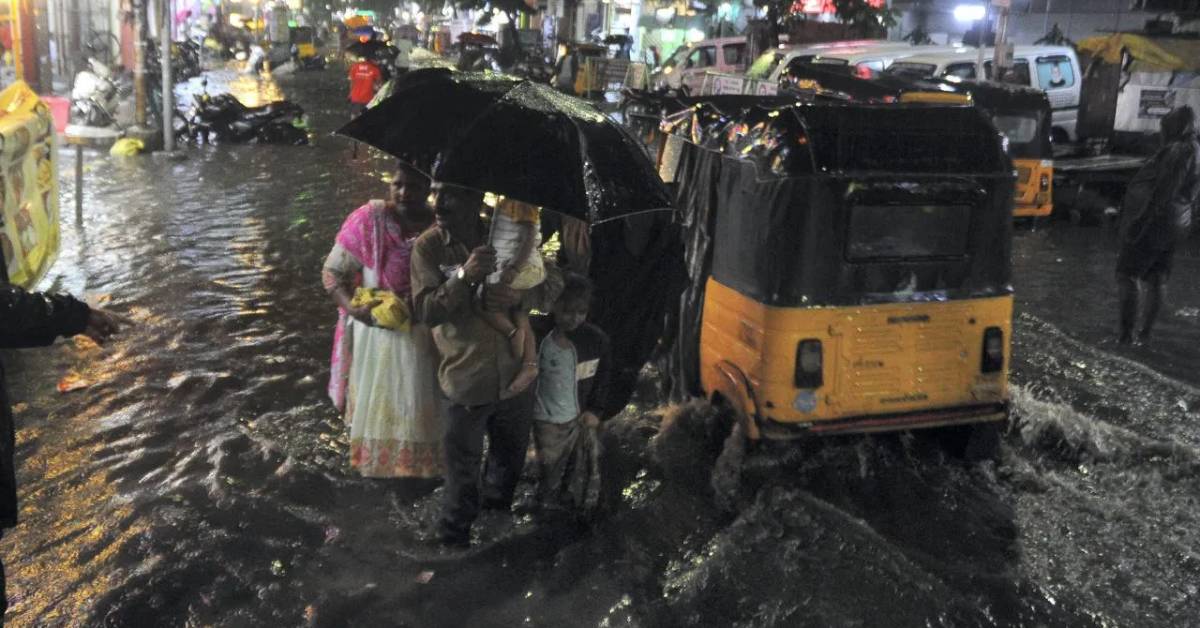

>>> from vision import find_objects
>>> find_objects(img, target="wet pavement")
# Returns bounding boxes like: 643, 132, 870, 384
3, 66, 1200, 627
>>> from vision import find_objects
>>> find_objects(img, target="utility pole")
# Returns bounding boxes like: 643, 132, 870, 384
134, 0, 148, 127
9, 0, 41, 90
9, 0, 25, 83
161, 0, 173, 151
992, 0, 1011, 78
66, 0, 81, 78
975, 5, 986, 78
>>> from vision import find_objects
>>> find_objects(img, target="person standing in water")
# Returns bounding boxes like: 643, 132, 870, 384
410, 183, 563, 547
322, 162, 444, 479
1116, 105, 1199, 345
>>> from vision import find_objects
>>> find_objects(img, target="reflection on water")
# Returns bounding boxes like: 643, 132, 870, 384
2, 68, 1199, 627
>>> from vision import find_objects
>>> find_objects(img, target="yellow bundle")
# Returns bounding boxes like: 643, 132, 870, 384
351, 287, 411, 331
109, 138, 145, 156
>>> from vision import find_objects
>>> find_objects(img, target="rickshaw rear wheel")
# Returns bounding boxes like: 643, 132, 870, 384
938, 421, 1002, 462
964, 421, 1002, 461
650, 400, 727, 492
711, 418, 748, 513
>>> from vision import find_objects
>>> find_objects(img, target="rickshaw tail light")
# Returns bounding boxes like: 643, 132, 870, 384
981, 327, 1004, 373
1040, 173, 1050, 191
795, 339, 823, 388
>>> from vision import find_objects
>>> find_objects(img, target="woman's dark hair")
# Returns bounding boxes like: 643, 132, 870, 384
558, 271, 593, 305
395, 160, 428, 181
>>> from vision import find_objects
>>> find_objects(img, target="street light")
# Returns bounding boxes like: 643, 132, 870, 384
953, 4, 985, 23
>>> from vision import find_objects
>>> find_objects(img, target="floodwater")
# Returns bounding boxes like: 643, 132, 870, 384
3, 67, 1200, 627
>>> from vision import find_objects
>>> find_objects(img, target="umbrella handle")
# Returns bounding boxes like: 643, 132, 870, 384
486, 200, 499, 248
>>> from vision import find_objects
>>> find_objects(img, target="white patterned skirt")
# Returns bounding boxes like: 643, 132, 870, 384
345, 321, 445, 478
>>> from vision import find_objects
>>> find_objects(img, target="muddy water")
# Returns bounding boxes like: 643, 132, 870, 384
3, 68, 1200, 627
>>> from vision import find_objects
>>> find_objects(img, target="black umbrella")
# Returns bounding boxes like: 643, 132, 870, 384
346, 39, 397, 60
337, 68, 672, 223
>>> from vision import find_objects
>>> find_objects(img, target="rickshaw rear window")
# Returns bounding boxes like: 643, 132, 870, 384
846, 205, 972, 260
993, 113, 1039, 144
796, 55, 849, 66
886, 62, 937, 78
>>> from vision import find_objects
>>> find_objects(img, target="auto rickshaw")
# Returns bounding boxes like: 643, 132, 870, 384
779, 61, 1054, 219
954, 81, 1054, 218
289, 26, 326, 70
658, 97, 1015, 492
552, 42, 607, 98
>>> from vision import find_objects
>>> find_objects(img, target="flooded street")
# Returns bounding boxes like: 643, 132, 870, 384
3, 67, 1200, 627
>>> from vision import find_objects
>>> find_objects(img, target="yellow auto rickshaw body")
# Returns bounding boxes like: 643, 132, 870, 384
700, 280, 1011, 437
291, 26, 321, 59
1012, 157, 1053, 217
663, 98, 1015, 439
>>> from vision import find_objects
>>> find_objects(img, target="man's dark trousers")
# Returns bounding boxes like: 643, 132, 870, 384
438, 389, 534, 541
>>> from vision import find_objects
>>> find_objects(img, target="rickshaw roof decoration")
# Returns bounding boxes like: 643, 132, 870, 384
778, 62, 1050, 113
661, 98, 1010, 179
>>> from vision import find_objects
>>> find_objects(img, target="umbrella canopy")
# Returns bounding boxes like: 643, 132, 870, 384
458, 32, 499, 47
346, 39, 396, 59
337, 69, 672, 223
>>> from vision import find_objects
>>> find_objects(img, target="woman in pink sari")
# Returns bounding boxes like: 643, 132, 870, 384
322, 163, 444, 478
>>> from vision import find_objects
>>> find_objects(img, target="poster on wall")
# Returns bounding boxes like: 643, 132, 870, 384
1138, 88, 1176, 119
0, 81, 60, 289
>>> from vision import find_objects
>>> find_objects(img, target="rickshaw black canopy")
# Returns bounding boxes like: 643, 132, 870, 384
663, 100, 1015, 308
939, 80, 1053, 161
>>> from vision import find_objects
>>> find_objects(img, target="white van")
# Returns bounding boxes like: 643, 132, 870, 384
745, 41, 950, 85
885, 45, 1082, 141
652, 37, 750, 93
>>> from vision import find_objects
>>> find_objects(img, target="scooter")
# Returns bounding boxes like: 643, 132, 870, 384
70, 58, 120, 127
182, 79, 308, 145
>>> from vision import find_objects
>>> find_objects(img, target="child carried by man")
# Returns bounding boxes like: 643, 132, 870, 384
478, 197, 546, 396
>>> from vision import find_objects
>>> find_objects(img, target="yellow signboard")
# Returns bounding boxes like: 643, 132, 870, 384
0, 81, 59, 289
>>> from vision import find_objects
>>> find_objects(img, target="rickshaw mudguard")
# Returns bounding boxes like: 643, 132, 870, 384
710, 360, 762, 441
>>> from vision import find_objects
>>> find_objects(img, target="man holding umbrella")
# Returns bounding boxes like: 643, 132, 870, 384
410, 183, 563, 547
340, 71, 673, 544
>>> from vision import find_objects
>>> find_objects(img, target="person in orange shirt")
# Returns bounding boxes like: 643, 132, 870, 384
347, 56, 382, 117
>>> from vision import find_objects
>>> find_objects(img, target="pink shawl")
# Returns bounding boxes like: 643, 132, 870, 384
327, 201, 424, 410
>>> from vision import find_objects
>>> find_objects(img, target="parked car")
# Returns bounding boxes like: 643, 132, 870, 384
885, 45, 1082, 142
745, 41, 941, 86
652, 37, 748, 93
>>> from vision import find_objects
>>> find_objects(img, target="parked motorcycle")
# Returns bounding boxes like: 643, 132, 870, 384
70, 58, 120, 127
181, 80, 308, 145
617, 86, 687, 144
511, 54, 555, 84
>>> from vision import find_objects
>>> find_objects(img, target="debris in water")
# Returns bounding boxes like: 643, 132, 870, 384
10, 403, 27, 414
57, 372, 90, 393
83, 294, 112, 308
271, 559, 286, 576
324, 526, 341, 544
415, 570, 434, 584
